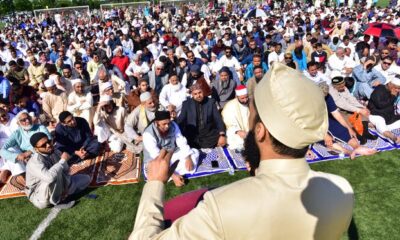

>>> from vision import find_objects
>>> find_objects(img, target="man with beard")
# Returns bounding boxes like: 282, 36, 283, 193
221, 85, 250, 150
246, 66, 264, 99
60, 65, 74, 94
304, 62, 331, 85
143, 110, 199, 187
126, 79, 158, 112
159, 75, 187, 117
111, 47, 130, 81
244, 54, 268, 83
67, 79, 93, 125
148, 61, 169, 95
329, 76, 376, 144
42, 79, 68, 123
211, 67, 237, 109
55, 111, 100, 162
25, 132, 90, 209
368, 75, 400, 143
130, 63, 353, 239
27, 56, 45, 88
178, 83, 226, 149
125, 92, 157, 154
1, 111, 51, 179
94, 95, 130, 153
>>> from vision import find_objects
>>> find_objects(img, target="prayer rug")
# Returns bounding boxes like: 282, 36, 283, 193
143, 147, 235, 180
94, 150, 141, 186
0, 156, 102, 200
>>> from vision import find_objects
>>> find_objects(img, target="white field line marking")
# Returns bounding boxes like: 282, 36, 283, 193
29, 208, 61, 240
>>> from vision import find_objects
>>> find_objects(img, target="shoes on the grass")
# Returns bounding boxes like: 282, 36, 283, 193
54, 200, 75, 210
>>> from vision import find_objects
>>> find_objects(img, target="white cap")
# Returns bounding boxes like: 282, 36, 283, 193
44, 79, 55, 88
237, 37, 243, 41
389, 76, 400, 86
71, 79, 83, 86
189, 38, 195, 44
140, 91, 152, 102
100, 81, 113, 93
99, 95, 113, 104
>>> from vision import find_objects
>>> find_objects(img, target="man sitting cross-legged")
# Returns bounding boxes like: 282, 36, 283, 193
143, 110, 199, 187
368, 75, 400, 143
55, 111, 101, 163
26, 132, 90, 209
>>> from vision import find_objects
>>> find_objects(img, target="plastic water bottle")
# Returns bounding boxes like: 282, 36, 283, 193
339, 153, 345, 160
228, 165, 235, 176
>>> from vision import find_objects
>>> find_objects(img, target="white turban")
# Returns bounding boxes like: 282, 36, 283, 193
140, 91, 152, 102
44, 79, 55, 88
71, 79, 83, 86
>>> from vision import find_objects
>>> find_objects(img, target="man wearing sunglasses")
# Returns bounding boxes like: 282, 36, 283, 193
0, 111, 51, 179
25, 132, 90, 209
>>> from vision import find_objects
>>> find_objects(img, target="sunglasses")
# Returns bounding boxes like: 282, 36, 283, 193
382, 52, 390, 55
383, 62, 392, 65
37, 140, 51, 148
285, 57, 292, 60
0, 114, 7, 118
19, 117, 30, 123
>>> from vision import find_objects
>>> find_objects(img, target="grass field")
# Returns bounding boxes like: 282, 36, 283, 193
1, 149, 399, 239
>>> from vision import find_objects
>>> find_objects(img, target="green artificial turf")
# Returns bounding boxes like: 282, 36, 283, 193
0, 150, 399, 239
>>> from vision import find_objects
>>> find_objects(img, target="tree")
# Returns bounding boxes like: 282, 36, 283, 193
0, 0, 14, 14
14, 0, 33, 11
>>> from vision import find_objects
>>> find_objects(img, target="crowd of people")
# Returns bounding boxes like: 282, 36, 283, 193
0, 0, 398, 210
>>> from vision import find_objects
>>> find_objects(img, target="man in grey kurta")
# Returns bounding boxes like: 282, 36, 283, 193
124, 92, 157, 153
211, 66, 237, 109
25, 132, 90, 209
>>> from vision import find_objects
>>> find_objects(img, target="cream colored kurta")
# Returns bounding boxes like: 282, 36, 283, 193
42, 90, 68, 121
130, 158, 354, 240
221, 98, 249, 150
67, 91, 94, 126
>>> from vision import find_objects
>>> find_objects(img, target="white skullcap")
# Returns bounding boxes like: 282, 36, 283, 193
237, 37, 243, 41
155, 61, 164, 68
389, 76, 400, 86
113, 46, 122, 55
100, 81, 113, 93
71, 79, 83, 86
140, 91, 152, 102
254, 63, 328, 149
203, 44, 209, 50
44, 79, 55, 88
189, 38, 195, 44
99, 95, 113, 104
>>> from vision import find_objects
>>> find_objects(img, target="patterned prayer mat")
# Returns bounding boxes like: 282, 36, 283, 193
94, 150, 141, 186
143, 147, 235, 180
0, 150, 141, 200
0, 157, 98, 200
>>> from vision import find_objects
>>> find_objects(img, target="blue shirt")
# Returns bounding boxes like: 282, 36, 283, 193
0, 124, 51, 163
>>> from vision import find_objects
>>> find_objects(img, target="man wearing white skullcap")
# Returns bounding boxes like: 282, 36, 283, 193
42, 79, 68, 123
99, 79, 125, 107
222, 85, 250, 150
368, 75, 400, 143
67, 79, 94, 125
124, 91, 158, 154
93, 94, 132, 153
130, 63, 354, 240
148, 60, 169, 95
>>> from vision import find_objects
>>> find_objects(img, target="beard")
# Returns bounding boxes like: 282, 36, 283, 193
171, 83, 182, 92
221, 79, 229, 89
243, 130, 261, 176
21, 124, 33, 131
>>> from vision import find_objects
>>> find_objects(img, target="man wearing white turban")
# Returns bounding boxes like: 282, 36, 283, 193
67, 79, 94, 126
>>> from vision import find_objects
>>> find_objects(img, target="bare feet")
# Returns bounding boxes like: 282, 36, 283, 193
350, 147, 377, 160
0, 170, 11, 184
171, 174, 185, 187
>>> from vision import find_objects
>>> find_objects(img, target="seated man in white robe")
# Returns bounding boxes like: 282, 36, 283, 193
99, 80, 125, 108
67, 79, 93, 126
94, 95, 131, 152
222, 85, 250, 150
0, 109, 18, 184
159, 74, 188, 118
25, 132, 90, 209
143, 110, 199, 187
125, 92, 157, 154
